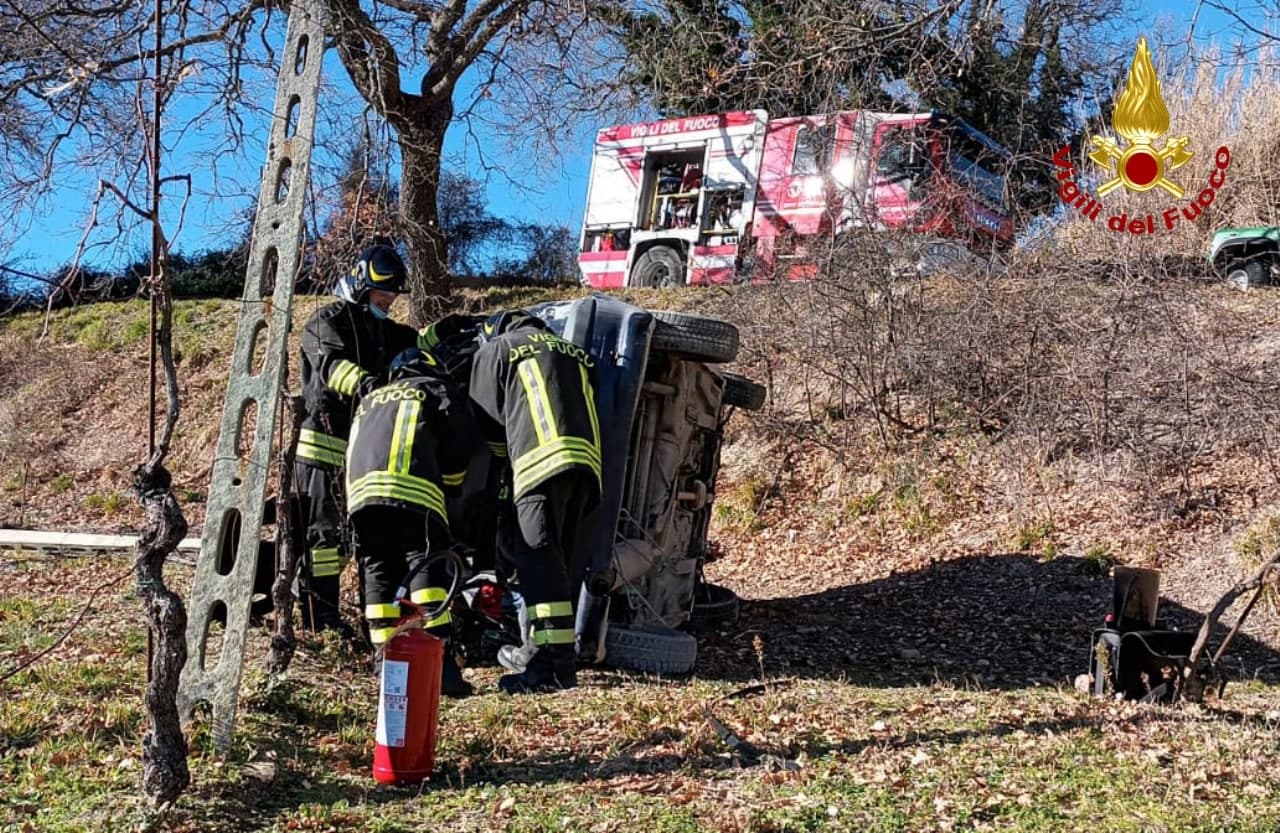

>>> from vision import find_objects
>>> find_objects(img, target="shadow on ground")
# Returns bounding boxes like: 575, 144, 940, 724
694, 553, 1280, 688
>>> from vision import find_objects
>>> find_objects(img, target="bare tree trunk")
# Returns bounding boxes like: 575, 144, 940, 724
400, 116, 452, 325
268, 392, 306, 674
135, 462, 190, 804
134, 247, 190, 802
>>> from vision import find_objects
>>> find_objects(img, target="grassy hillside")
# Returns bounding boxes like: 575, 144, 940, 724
0, 286, 696, 534
3, 275, 1280, 831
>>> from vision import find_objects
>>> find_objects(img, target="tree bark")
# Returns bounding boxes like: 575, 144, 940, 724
399, 113, 453, 325
134, 462, 190, 805
267, 392, 306, 674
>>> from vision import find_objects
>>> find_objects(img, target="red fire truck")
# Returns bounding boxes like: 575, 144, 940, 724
577, 109, 1014, 288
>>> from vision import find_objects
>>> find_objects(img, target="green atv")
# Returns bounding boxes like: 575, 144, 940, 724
1207, 226, 1280, 289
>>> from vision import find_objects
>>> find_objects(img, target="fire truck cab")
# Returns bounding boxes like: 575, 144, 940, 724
577, 109, 1013, 288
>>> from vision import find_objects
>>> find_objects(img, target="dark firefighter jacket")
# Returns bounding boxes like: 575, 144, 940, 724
344, 369, 479, 528
297, 300, 422, 469
468, 324, 603, 503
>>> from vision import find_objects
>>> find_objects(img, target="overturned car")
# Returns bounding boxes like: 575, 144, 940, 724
452, 293, 764, 675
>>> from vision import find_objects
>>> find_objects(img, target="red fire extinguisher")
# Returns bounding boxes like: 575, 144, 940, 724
373, 619, 444, 785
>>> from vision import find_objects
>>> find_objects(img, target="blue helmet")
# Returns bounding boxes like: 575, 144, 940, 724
388, 346, 439, 381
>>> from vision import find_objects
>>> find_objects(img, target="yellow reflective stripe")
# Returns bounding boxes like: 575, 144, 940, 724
517, 360, 558, 444
365, 603, 401, 620
533, 628, 576, 646
369, 627, 398, 645
487, 442, 508, 458
511, 436, 601, 475
580, 364, 600, 449
442, 471, 466, 487
348, 483, 448, 516
311, 547, 341, 576
296, 443, 345, 467
514, 452, 602, 497
387, 402, 406, 473
387, 400, 421, 474
511, 437, 602, 494
532, 601, 573, 619
327, 364, 350, 395
410, 588, 450, 627
349, 472, 447, 507
418, 323, 440, 349
312, 561, 341, 578
342, 362, 367, 395
348, 490, 447, 522
298, 431, 346, 464
410, 587, 448, 604
328, 360, 367, 397
348, 472, 449, 519
398, 401, 420, 473
299, 429, 348, 453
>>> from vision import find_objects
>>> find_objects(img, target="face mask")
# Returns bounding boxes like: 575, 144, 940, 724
367, 303, 389, 320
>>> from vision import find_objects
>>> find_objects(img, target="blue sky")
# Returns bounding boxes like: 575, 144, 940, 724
2, 0, 1261, 279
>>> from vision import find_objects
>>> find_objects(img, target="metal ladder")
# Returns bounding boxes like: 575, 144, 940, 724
175, 0, 328, 750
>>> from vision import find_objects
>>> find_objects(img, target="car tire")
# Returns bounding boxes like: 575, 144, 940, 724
650, 311, 740, 363
631, 246, 684, 288
689, 582, 740, 631
604, 623, 698, 674
721, 372, 766, 411
1226, 258, 1270, 290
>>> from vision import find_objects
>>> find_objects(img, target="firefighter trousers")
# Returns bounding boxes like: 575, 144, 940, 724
507, 471, 593, 652
351, 505, 456, 646
293, 459, 347, 629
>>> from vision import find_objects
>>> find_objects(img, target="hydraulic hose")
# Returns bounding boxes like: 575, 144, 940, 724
395, 548, 468, 626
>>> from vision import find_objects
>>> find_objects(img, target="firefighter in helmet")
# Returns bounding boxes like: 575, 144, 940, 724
345, 346, 479, 697
468, 309, 602, 693
294, 243, 423, 635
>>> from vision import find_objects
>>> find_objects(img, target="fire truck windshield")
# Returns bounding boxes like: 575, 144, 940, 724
875, 126, 933, 189
940, 126, 1008, 212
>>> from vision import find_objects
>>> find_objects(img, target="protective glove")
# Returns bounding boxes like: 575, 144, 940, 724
419, 313, 483, 349
431, 337, 481, 386
354, 371, 385, 402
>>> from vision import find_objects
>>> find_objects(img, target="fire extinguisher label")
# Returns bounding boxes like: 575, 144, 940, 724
376, 659, 410, 748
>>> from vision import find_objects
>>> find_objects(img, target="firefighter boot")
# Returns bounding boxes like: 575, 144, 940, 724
440, 649, 474, 698
427, 626, 474, 699
497, 645, 577, 694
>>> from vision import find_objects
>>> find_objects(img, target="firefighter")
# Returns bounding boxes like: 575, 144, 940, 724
346, 346, 479, 697
418, 313, 501, 570
468, 309, 602, 694
294, 243, 422, 636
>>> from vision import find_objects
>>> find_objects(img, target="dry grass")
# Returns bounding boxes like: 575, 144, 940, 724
2, 553, 1279, 833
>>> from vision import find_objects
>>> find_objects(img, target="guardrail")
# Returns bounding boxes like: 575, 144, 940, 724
0, 529, 201, 554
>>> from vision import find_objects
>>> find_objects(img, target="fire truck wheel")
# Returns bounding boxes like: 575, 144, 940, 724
721, 372, 766, 411
604, 623, 698, 674
631, 245, 684, 288
650, 311, 739, 363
